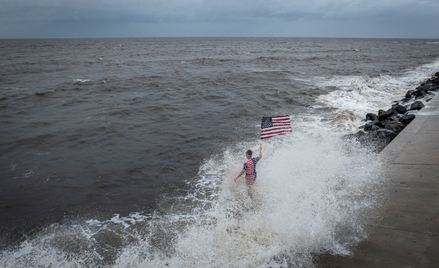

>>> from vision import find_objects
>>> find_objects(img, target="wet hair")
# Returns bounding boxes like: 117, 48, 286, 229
246, 150, 252, 156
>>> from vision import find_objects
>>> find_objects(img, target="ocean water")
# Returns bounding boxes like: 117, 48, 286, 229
0, 37, 438, 267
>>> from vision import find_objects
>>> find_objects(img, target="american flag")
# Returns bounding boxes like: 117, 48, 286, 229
261, 115, 292, 140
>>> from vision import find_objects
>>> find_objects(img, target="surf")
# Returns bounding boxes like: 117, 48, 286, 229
0, 122, 389, 267
2, 49, 438, 268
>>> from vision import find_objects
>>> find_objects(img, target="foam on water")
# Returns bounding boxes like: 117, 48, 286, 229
3, 56, 437, 268
0, 122, 388, 267
316, 59, 439, 132
74, 79, 92, 83
145, 131, 385, 267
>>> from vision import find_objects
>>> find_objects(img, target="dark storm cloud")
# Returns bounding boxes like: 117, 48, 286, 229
1, 0, 434, 23
0, 0, 438, 38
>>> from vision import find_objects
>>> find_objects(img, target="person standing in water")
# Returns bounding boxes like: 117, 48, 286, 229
234, 144, 262, 199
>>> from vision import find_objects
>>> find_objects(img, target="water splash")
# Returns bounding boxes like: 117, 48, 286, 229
0, 125, 388, 267
316, 58, 439, 132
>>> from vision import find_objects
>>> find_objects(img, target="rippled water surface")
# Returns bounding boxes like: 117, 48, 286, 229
0, 37, 438, 267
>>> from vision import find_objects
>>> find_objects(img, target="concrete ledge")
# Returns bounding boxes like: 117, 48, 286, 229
321, 93, 439, 268
381, 94, 439, 162
322, 228, 439, 268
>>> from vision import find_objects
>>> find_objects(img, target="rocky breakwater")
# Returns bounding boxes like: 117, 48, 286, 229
347, 72, 439, 152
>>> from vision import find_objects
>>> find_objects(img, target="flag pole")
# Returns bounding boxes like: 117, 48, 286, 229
260, 115, 263, 146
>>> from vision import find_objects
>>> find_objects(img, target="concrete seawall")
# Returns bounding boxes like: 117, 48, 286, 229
322, 94, 439, 267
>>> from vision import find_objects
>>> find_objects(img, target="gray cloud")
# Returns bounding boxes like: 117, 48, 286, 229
1, 0, 438, 38
2, 0, 438, 23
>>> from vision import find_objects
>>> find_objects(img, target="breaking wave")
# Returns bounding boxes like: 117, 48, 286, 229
0, 122, 388, 267
316, 58, 439, 132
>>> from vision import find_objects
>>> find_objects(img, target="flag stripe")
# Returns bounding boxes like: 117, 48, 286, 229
262, 128, 292, 134
261, 115, 292, 139
261, 131, 292, 139
261, 129, 292, 136
262, 127, 291, 133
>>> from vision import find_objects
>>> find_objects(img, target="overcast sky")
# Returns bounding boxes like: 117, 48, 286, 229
1, 0, 438, 39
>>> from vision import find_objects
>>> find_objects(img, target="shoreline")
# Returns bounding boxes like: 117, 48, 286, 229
346, 72, 439, 153
320, 72, 439, 267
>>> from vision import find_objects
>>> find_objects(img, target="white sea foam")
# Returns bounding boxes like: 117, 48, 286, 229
1, 38, 437, 268
74, 79, 92, 83
115, 125, 387, 267
316, 59, 439, 132
0, 122, 388, 267
7, 59, 438, 268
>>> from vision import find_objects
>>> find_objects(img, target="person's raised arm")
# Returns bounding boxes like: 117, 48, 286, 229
259, 144, 262, 159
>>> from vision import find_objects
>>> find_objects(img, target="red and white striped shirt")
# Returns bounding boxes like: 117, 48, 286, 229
243, 157, 259, 179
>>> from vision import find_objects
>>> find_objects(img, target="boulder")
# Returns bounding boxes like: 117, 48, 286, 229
388, 114, 401, 121
393, 104, 407, 114
376, 120, 387, 128
373, 129, 398, 143
410, 101, 425, 111
378, 108, 394, 121
415, 89, 429, 99
366, 113, 378, 121
405, 90, 415, 99
415, 90, 428, 99
385, 121, 405, 133
347, 130, 366, 140
399, 114, 416, 125
356, 129, 398, 152
370, 125, 380, 131
419, 83, 433, 91
351, 74, 438, 153
364, 121, 381, 131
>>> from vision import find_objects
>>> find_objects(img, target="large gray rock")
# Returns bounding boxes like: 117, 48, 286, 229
393, 104, 407, 114
349, 73, 439, 153
405, 90, 415, 99
378, 108, 394, 121
388, 114, 401, 121
415, 90, 428, 99
399, 114, 416, 125
357, 129, 398, 152
385, 121, 405, 133
366, 113, 378, 121
410, 101, 425, 111
364, 121, 381, 131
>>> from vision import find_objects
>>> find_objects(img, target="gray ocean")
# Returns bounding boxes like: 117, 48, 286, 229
1, 37, 438, 267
